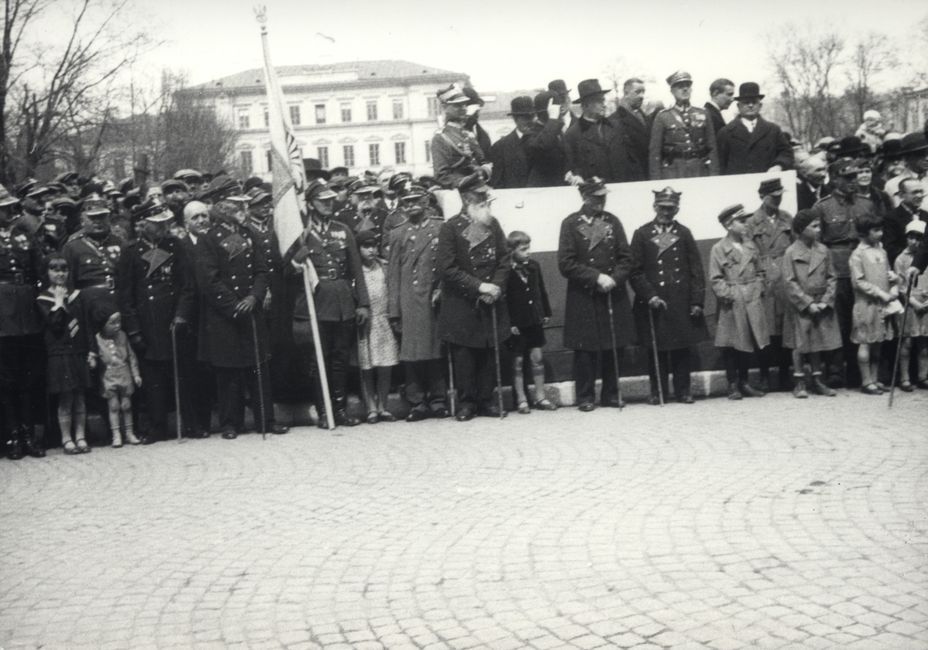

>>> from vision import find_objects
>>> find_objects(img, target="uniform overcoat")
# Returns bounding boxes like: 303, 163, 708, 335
649, 106, 719, 179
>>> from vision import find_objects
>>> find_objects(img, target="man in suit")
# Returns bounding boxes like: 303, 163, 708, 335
564, 79, 633, 184
612, 78, 651, 181
649, 71, 719, 179
547, 79, 578, 131
796, 154, 830, 210
431, 84, 490, 189
717, 82, 794, 175
489, 96, 537, 189
705, 78, 735, 136
526, 91, 569, 187
884, 178, 927, 265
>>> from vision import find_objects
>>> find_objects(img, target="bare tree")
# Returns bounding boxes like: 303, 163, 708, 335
844, 32, 899, 126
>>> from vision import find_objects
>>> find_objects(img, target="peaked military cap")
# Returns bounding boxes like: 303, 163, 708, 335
137, 198, 174, 223
579, 176, 609, 197
652, 186, 681, 206
437, 84, 469, 105
305, 179, 337, 202
666, 71, 693, 86
400, 183, 428, 200
388, 171, 413, 194
457, 171, 491, 198
160, 178, 189, 194
0, 185, 20, 207
758, 178, 784, 196
717, 204, 748, 225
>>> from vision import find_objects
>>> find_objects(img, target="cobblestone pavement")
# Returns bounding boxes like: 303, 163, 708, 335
1, 391, 927, 650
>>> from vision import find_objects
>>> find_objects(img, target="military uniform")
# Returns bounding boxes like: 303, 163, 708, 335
61, 230, 122, 313
648, 105, 719, 179
431, 122, 486, 189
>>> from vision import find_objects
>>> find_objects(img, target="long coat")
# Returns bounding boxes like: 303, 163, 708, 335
629, 220, 708, 350
525, 118, 568, 187
489, 128, 532, 189
746, 207, 793, 337
780, 239, 841, 353
0, 223, 42, 337
195, 221, 269, 368
612, 106, 651, 182
387, 216, 444, 361
649, 105, 719, 179
557, 211, 635, 350
117, 236, 195, 362
717, 116, 794, 175
709, 235, 771, 352
564, 116, 633, 183
437, 213, 511, 348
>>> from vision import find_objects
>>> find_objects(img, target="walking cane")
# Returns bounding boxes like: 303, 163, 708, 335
647, 307, 665, 406
889, 277, 915, 408
489, 302, 506, 419
446, 345, 457, 417
171, 324, 183, 441
606, 292, 624, 410
250, 313, 267, 439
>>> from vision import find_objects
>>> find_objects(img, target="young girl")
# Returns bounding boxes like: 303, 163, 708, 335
893, 221, 928, 390
356, 230, 399, 423
94, 307, 142, 445
780, 211, 840, 398
36, 255, 93, 454
849, 215, 899, 394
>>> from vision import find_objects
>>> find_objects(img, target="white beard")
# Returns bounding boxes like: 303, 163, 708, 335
466, 204, 492, 225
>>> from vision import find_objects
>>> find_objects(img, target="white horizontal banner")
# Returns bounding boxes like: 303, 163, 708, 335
438, 171, 798, 252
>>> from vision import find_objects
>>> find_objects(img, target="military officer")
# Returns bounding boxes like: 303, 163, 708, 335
437, 172, 511, 420
197, 180, 288, 439
290, 180, 371, 428
629, 187, 708, 404
61, 197, 123, 315
431, 84, 491, 189
649, 71, 719, 180
387, 183, 448, 421
0, 186, 45, 459
117, 198, 197, 443
557, 177, 635, 411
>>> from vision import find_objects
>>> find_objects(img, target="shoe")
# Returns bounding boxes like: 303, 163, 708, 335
532, 398, 558, 411
268, 423, 289, 434
578, 401, 596, 412
378, 411, 397, 423
221, 428, 238, 440
792, 380, 809, 399
63, 439, 79, 455
6, 435, 24, 460
111, 432, 123, 448
676, 393, 694, 404
740, 383, 766, 398
601, 397, 625, 408
899, 381, 915, 392
758, 377, 771, 393
75, 438, 90, 454
366, 411, 380, 424
860, 383, 881, 395
138, 434, 159, 445
124, 430, 141, 445
455, 405, 476, 422
430, 406, 449, 418
917, 379, 928, 390
23, 429, 45, 458
333, 409, 361, 427
875, 381, 888, 393
406, 406, 430, 422
185, 428, 210, 439
517, 401, 531, 414
647, 394, 661, 406
809, 374, 837, 397
727, 382, 743, 400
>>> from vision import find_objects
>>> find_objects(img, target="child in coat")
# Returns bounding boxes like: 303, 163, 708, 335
892, 220, 928, 390
849, 215, 899, 394
93, 306, 142, 445
505, 231, 557, 413
780, 211, 840, 398
709, 204, 770, 399
36, 255, 94, 454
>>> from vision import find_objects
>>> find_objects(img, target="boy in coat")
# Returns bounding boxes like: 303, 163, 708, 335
709, 204, 770, 399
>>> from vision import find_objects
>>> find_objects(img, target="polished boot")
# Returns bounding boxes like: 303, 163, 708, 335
22, 426, 45, 458
5, 428, 24, 460
727, 382, 743, 400
809, 372, 836, 397
792, 376, 809, 399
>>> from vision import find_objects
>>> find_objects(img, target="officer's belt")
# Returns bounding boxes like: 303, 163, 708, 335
662, 147, 709, 161
0, 273, 26, 285
316, 268, 346, 281
77, 278, 115, 290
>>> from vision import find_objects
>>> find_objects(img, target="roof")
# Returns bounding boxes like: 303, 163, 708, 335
189, 60, 466, 96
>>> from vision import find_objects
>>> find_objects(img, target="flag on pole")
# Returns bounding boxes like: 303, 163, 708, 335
255, 7, 317, 290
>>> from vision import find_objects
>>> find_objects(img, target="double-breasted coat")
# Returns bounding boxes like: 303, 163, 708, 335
437, 213, 511, 348
780, 239, 841, 353
117, 235, 195, 362
746, 207, 794, 337
195, 221, 269, 368
387, 216, 444, 361
0, 223, 42, 338
649, 105, 719, 179
709, 235, 771, 352
629, 220, 708, 350
716, 117, 794, 175
62, 231, 122, 312
557, 211, 635, 350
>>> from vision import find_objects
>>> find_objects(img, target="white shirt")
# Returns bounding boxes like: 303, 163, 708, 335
741, 117, 757, 133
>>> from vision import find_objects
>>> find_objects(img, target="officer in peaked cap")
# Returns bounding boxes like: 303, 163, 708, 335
431, 84, 491, 190
649, 70, 719, 179
61, 198, 123, 317
173, 169, 204, 195
117, 198, 197, 443
196, 183, 288, 439
629, 186, 707, 404
161, 178, 190, 221
557, 176, 635, 412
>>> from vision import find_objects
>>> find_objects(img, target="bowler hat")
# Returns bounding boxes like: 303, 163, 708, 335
534, 90, 557, 115
758, 178, 784, 196
734, 82, 765, 101
717, 204, 747, 225
652, 186, 681, 206
828, 136, 869, 160
876, 138, 904, 161
507, 96, 535, 117
303, 158, 330, 181
899, 132, 928, 156
572, 79, 611, 105
548, 79, 570, 96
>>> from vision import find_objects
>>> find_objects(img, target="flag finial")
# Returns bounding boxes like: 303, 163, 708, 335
254, 5, 267, 31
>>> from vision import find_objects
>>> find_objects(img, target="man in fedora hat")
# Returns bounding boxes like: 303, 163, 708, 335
547, 79, 578, 130
431, 84, 491, 189
649, 71, 719, 179
525, 90, 569, 187
489, 96, 538, 189
564, 78, 634, 185
716, 82, 793, 176
884, 132, 928, 208
612, 78, 652, 181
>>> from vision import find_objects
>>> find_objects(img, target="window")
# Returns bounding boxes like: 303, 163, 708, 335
317, 146, 329, 168
315, 104, 327, 124
289, 105, 301, 126
343, 145, 355, 168
237, 107, 251, 129
392, 99, 404, 120
266, 150, 272, 172
394, 142, 406, 165
425, 141, 431, 163
366, 100, 378, 121
369, 143, 380, 166
240, 150, 253, 175
263, 106, 269, 127
427, 97, 439, 118
340, 103, 352, 123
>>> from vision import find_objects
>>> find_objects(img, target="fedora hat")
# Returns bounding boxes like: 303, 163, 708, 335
735, 82, 765, 101
572, 79, 611, 105
303, 158, 330, 181
899, 132, 928, 156
507, 96, 535, 117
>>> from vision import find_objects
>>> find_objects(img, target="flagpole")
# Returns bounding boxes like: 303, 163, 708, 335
302, 266, 335, 430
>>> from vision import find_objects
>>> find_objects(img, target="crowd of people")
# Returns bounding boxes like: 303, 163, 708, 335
1, 71, 927, 460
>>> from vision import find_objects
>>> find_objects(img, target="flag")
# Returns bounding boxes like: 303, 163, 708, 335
256, 10, 317, 290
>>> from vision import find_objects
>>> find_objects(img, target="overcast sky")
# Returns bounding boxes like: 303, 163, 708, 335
130, 0, 924, 103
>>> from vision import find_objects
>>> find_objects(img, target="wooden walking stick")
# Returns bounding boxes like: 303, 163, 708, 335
606, 292, 624, 410
446, 344, 457, 417
489, 303, 506, 419
171, 324, 183, 441
647, 307, 665, 406
250, 313, 266, 439
889, 277, 915, 408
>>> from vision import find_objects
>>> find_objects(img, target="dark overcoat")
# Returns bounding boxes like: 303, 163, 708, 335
704, 102, 726, 137
612, 106, 651, 182
195, 221, 269, 368
557, 211, 635, 350
437, 213, 511, 348
525, 118, 568, 187
0, 223, 42, 337
629, 220, 708, 350
717, 117, 794, 175
117, 236, 195, 362
564, 116, 633, 184
489, 129, 531, 189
